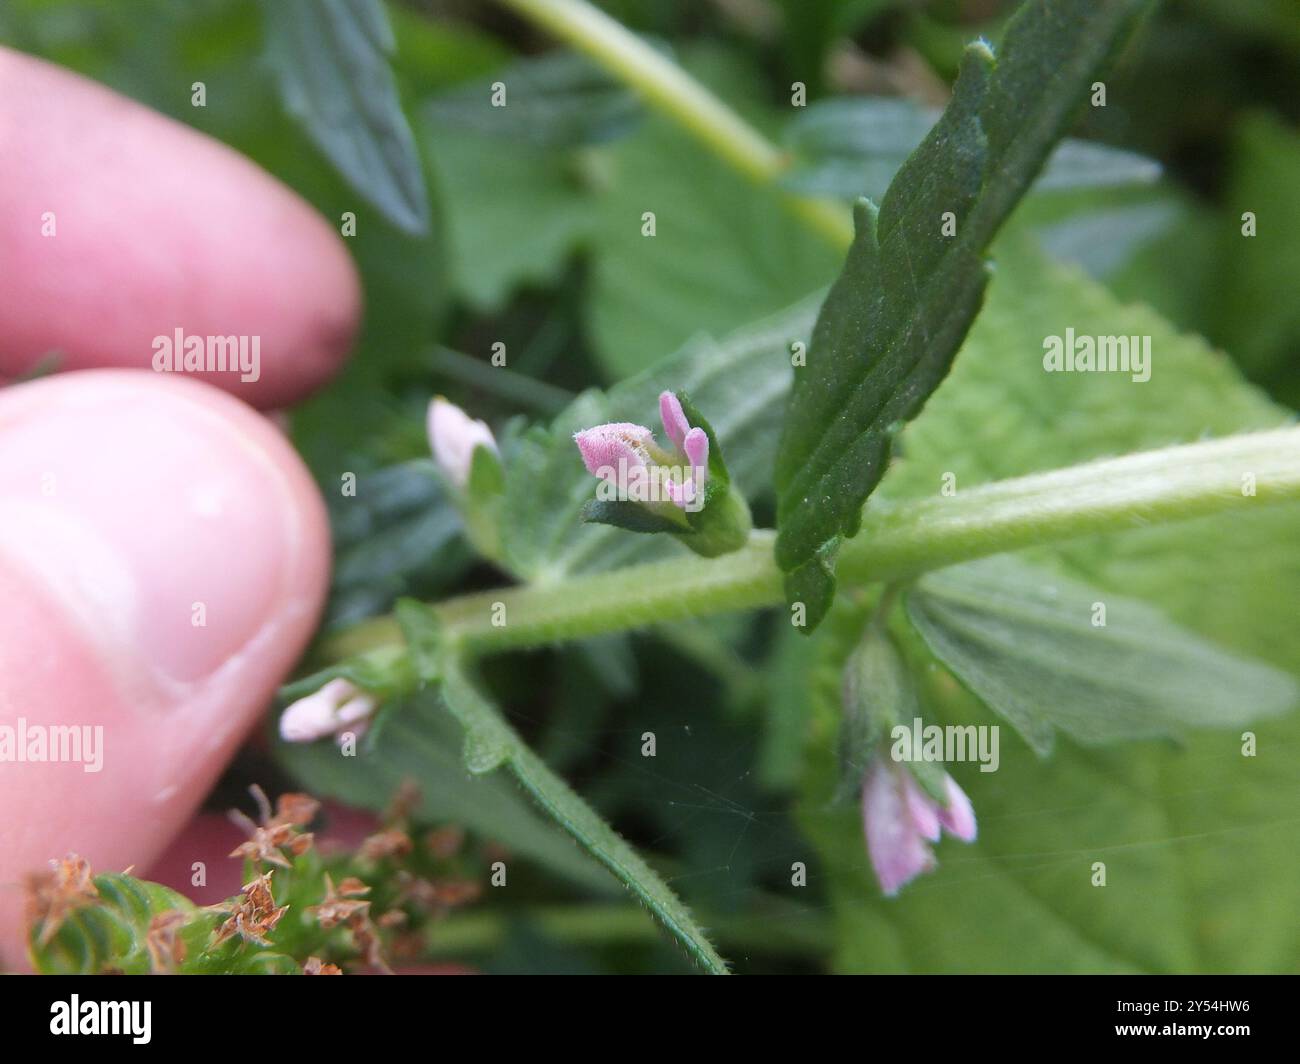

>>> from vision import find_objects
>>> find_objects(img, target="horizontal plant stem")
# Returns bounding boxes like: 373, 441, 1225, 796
324, 427, 1300, 659
840, 425, 1300, 582
498, 0, 854, 249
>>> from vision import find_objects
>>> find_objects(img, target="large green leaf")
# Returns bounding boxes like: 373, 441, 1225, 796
906, 555, 1296, 755
585, 48, 844, 378
420, 120, 598, 311
261, 0, 429, 233
421, 45, 840, 367
774, 0, 1150, 631
797, 243, 1300, 973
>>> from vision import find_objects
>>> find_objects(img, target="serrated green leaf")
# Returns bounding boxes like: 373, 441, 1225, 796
796, 242, 1300, 973
422, 44, 838, 362
774, 0, 1150, 630
425, 50, 642, 148
262, 0, 429, 234
906, 555, 1297, 755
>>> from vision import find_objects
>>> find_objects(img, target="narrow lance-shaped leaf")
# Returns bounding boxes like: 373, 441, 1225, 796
304, 598, 727, 966
262, 0, 429, 234
395, 587, 728, 967
774, 0, 1150, 631
436, 648, 731, 974
905, 556, 1298, 756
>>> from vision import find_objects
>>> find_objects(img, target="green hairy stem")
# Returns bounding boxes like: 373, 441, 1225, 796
328, 427, 1300, 658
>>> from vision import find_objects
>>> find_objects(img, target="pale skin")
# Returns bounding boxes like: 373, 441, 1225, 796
0, 50, 357, 969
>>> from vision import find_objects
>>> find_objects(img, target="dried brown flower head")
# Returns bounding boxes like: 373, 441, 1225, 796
273, 791, 322, 828
306, 874, 371, 929
228, 785, 319, 869
26, 853, 100, 947
208, 872, 288, 949
306, 874, 391, 974
359, 829, 413, 862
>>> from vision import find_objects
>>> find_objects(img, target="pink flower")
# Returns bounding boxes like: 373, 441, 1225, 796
861, 754, 976, 896
428, 397, 498, 489
280, 678, 377, 744
573, 391, 708, 510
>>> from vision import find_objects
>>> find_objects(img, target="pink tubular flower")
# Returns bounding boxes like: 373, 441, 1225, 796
862, 754, 977, 896
427, 397, 498, 489
573, 391, 708, 510
279, 678, 377, 744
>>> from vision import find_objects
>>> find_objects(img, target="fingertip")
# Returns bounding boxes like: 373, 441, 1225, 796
0, 370, 331, 968
0, 46, 363, 407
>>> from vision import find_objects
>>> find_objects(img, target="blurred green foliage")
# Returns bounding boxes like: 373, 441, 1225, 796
5, 0, 1296, 974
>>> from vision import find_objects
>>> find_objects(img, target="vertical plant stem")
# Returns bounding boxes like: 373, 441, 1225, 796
499, 0, 854, 249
